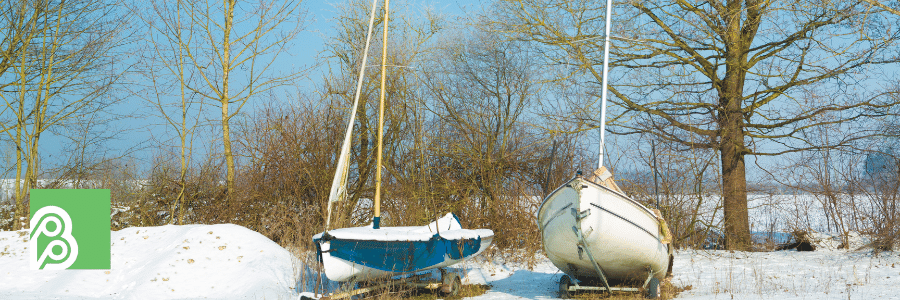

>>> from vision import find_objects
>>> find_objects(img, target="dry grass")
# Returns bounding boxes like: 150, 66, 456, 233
374, 284, 490, 300
0, 203, 13, 231
310, 279, 489, 300
659, 280, 689, 300
352, 277, 686, 300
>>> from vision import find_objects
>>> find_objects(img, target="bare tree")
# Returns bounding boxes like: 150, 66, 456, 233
419, 29, 545, 247
619, 136, 722, 249
860, 0, 900, 16
172, 0, 308, 200
128, 0, 209, 224
494, 0, 900, 250
0, 0, 126, 229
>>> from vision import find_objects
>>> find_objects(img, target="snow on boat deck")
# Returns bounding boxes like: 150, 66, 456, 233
314, 227, 494, 242
313, 213, 493, 242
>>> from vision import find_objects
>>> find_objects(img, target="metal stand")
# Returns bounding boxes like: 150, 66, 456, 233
302, 268, 461, 300
558, 267, 660, 299
571, 178, 612, 293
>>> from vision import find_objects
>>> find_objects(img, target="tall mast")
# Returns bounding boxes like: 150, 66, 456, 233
373, 0, 390, 229
324, 0, 379, 232
597, 0, 612, 170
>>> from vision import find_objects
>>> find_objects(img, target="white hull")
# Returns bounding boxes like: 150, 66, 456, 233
538, 176, 671, 282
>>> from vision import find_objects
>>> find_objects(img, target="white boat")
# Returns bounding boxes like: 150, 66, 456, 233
538, 168, 672, 286
537, 0, 673, 297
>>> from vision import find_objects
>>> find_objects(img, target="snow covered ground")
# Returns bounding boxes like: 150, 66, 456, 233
3, 223, 899, 299
669, 249, 900, 300
0, 224, 298, 299
458, 248, 900, 300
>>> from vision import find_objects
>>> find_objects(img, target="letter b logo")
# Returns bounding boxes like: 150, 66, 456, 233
30, 206, 79, 269
30, 190, 110, 270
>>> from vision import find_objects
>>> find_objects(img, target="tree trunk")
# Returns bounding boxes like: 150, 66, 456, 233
719, 80, 751, 250
177, 117, 187, 225
222, 0, 236, 200
717, 0, 754, 251
222, 101, 234, 198
13, 97, 24, 230
13, 127, 24, 230
720, 130, 750, 250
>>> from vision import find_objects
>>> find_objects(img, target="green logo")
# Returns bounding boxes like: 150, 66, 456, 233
30, 189, 110, 270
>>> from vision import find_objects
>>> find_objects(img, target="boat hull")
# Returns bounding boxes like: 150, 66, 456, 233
314, 213, 493, 282
539, 177, 671, 282
316, 235, 492, 282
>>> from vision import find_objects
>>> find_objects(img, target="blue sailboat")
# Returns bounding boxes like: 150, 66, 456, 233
314, 213, 493, 282
312, 0, 493, 285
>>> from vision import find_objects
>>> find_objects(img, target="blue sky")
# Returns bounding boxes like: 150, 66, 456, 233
65, 0, 487, 172
28, 0, 897, 183
295, 0, 483, 87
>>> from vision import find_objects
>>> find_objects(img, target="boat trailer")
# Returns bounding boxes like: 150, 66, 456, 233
558, 267, 660, 299
302, 269, 461, 300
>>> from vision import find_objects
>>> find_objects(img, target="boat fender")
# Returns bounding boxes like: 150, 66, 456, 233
658, 220, 672, 245
651, 209, 673, 245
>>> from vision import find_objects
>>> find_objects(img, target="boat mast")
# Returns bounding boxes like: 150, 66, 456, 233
325, 0, 380, 232
597, 0, 612, 170
373, 0, 390, 229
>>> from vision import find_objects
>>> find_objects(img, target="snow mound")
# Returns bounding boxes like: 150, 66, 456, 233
0, 224, 297, 299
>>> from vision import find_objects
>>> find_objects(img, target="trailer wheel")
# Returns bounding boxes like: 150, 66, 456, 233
645, 277, 660, 299
441, 272, 461, 297
558, 275, 572, 298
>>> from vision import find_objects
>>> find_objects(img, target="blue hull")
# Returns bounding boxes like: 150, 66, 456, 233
316, 233, 482, 274
313, 213, 494, 282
